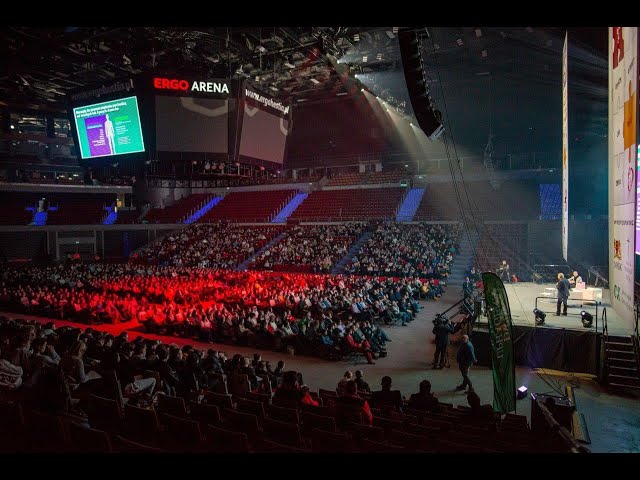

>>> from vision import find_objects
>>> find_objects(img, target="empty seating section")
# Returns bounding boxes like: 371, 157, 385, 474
45, 193, 115, 225
465, 181, 540, 220
145, 194, 212, 224
0, 192, 38, 225
325, 171, 407, 187
326, 172, 367, 186
290, 188, 406, 221
114, 210, 139, 225
474, 223, 528, 275
251, 173, 323, 185
413, 184, 462, 221
198, 190, 295, 223
366, 171, 408, 185
413, 181, 541, 221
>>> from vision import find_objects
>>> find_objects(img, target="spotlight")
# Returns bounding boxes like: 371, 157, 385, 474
533, 309, 546, 325
581, 311, 593, 328
517, 386, 528, 399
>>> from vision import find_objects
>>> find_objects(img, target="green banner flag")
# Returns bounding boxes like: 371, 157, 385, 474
482, 271, 516, 413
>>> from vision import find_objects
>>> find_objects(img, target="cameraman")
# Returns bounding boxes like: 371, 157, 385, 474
432, 315, 454, 369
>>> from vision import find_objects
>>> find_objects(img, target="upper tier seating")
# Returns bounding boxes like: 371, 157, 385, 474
145, 195, 212, 224
46, 194, 116, 225
289, 188, 405, 221
366, 171, 408, 185
198, 190, 295, 223
414, 181, 540, 221
114, 210, 140, 225
325, 173, 367, 186
0, 192, 39, 225
413, 184, 462, 221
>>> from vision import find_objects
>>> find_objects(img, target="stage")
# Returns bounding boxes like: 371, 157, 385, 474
482, 281, 625, 335
471, 282, 622, 376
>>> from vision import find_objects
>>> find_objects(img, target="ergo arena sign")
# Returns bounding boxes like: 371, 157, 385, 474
153, 77, 229, 94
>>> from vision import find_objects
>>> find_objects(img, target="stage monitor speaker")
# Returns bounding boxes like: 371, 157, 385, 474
530, 393, 574, 434
398, 28, 444, 140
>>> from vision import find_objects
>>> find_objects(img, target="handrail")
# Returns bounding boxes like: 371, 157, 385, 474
534, 296, 598, 326
602, 307, 609, 383
587, 265, 609, 288
534, 397, 590, 453
438, 297, 467, 317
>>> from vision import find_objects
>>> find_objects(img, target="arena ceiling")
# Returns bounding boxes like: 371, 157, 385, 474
0, 26, 607, 130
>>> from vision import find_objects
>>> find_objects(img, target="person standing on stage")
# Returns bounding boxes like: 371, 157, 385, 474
555, 272, 571, 316
568, 270, 583, 289
455, 334, 477, 391
497, 260, 510, 283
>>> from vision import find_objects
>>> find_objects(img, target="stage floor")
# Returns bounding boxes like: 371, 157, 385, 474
476, 282, 629, 336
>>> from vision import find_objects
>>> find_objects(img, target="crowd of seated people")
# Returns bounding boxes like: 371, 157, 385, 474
0, 315, 541, 453
0, 315, 288, 411
0, 264, 432, 361
250, 224, 365, 273
346, 223, 460, 280
130, 224, 283, 269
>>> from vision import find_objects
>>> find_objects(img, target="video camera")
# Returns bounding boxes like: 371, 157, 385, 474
433, 314, 449, 325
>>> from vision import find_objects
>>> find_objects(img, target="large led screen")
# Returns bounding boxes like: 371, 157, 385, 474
155, 96, 228, 153
72, 96, 145, 159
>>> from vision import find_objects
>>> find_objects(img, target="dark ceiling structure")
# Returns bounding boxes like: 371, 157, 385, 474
0, 26, 607, 114
0, 26, 388, 111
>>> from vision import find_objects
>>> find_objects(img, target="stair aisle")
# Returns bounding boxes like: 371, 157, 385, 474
396, 188, 425, 222
447, 230, 480, 287
184, 196, 223, 224
236, 231, 288, 271
272, 192, 308, 223
331, 231, 373, 275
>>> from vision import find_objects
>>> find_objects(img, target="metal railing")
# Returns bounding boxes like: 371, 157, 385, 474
534, 296, 599, 329
532, 264, 572, 283
587, 265, 608, 288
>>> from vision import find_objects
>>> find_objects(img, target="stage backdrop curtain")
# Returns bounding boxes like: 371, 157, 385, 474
482, 272, 516, 414
473, 327, 600, 375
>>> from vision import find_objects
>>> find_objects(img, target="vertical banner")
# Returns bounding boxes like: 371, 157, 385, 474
482, 272, 516, 414
562, 32, 569, 261
609, 27, 637, 330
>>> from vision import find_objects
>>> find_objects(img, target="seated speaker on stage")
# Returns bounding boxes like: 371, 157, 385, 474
568, 270, 583, 289
497, 260, 510, 283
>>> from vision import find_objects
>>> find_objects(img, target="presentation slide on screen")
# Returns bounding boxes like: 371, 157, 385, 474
155, 96, 228, 153
73, 96, 145, 159
239, 106, 289, 163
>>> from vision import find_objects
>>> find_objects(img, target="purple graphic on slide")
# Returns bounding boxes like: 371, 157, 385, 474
85, 115, 113, 157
